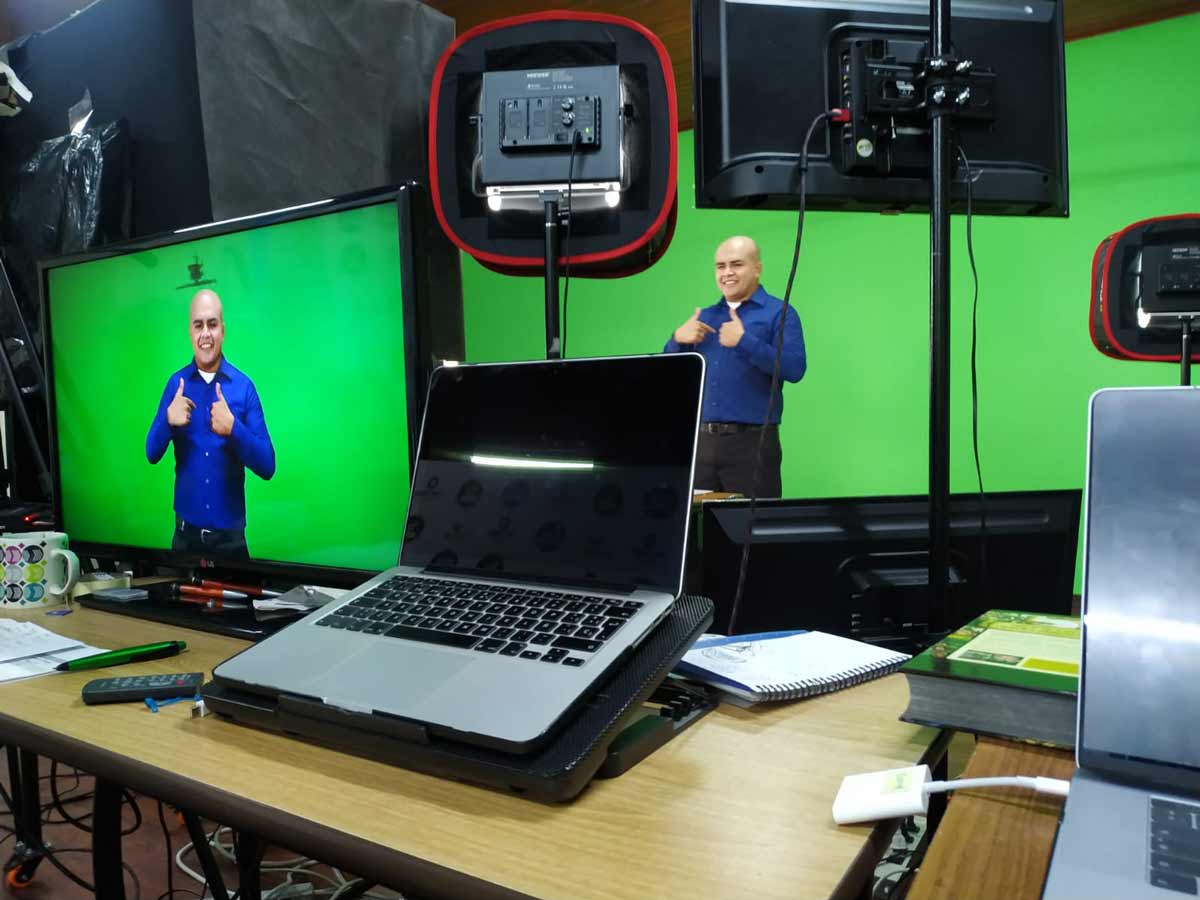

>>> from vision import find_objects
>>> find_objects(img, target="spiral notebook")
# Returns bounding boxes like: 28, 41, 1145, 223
675, 631, 910, 704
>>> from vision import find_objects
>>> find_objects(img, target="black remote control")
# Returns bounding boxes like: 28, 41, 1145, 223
81, 673, 205, 706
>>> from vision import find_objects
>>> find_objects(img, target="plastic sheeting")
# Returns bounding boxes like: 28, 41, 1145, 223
0, 118, 129, 365
193, 0, 454, 220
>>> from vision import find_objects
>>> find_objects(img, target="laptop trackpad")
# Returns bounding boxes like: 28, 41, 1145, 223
320, 643, 472, 713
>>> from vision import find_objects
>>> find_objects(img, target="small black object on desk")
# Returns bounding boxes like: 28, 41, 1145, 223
597, 678, 717, 779
82, 673, 205, 705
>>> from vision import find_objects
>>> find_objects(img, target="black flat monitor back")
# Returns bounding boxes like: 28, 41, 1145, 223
692, 0, 1069, 215
701, 490, 1081, 641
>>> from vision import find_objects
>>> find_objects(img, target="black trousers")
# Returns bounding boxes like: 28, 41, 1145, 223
694, 425, 783, 498
172, 519, 250, 559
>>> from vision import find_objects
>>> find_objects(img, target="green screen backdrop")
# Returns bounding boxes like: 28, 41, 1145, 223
47, 200, 411, 571
457, 14, 1200, 593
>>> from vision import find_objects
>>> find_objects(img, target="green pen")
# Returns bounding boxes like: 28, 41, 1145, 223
54, 641, 187, 672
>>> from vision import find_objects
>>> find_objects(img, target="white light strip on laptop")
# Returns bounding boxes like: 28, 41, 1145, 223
1086, 610, 1200, 645
469, 454, 594, 471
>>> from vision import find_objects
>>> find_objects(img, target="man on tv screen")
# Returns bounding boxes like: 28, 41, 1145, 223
663, 235, 806, 498
146, 289, 276, 557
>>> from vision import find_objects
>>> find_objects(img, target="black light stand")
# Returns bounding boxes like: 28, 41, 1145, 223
541, 193, 566, 360
0, 251, 52, 498
926, 0, 966, 635
1180, 318, 1195, 386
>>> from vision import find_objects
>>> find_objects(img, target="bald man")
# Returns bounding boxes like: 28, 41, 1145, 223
146, 289, 275, 558
663, 236, 806, 497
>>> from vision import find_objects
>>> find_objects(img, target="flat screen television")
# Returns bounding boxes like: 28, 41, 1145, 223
692, 0, 1069, 215
40, 185, 462, 596
701, 490, 1081, 644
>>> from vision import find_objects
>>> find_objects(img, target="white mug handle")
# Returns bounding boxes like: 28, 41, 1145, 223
46, 548, 81, 595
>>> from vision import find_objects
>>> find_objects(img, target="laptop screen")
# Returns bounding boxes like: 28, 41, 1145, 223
1080, 387, 1200, 772
399, 354, 704, 595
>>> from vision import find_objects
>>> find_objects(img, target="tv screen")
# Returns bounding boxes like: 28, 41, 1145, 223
692, 0, 1069, 215
42, 189, 427, 582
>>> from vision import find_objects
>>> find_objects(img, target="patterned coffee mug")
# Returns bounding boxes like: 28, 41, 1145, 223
0, 531, 81, 609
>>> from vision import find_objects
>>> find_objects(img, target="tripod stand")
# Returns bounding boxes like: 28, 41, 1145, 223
0, 250, 51, 500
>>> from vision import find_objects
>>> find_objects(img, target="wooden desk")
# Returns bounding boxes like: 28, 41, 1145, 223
907, 737, 1076, 900
0, 607, 942, 900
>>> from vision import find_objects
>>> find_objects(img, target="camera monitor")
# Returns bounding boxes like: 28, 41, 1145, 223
692, 0, 1069, 215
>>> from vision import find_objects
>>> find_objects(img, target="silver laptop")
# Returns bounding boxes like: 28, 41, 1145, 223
1043, 387, 1200, 899
212, 353, 705, 754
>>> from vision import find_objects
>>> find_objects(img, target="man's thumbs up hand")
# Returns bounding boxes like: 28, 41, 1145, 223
674, 307, 717, 345
166, 377, 196, 427
210, 381, 234, 437
719, 304, 745, 348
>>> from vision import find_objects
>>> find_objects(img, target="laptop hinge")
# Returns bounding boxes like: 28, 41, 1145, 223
421, 564, 637, 595
277, 693, 431, 744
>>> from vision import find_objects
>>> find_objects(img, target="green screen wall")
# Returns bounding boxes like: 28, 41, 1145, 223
458, 13, 1200, 592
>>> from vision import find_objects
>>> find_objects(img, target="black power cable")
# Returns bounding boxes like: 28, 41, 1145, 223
727, 109, 840, 635
561, 130, 582, 357
158, 801, 176, 900
956, 143, 988, 606
40, 847, 143, 900
46, 764, 142, 835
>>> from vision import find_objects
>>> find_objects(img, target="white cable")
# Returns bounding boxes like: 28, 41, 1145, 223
834, 764, 1072, 824
174, 826, 404, 900
174, 840, 208, 887
925, 775, 1071, 797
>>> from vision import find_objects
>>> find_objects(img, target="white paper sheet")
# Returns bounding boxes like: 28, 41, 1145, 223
0, 619, 82, 664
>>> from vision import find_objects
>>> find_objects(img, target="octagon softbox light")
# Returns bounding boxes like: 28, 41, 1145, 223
1090, 214, 1200, 381
428, 11, 678, 279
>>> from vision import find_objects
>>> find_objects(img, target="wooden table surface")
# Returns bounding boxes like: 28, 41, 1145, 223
908, 736, 1077, 900
0, 606, 942, 900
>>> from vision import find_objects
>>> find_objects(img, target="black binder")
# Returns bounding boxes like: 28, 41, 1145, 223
201, 594, 713, 802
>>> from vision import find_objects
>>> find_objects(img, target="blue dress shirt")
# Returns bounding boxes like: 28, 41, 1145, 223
146, 359, 276, 530
663, 286, 807, 424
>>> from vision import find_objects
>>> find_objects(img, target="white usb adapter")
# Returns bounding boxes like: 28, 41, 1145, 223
832, 765, 932, 825
832, 765, 1072, 825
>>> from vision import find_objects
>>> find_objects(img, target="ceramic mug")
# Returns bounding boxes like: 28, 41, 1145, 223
0, 531, 81, 609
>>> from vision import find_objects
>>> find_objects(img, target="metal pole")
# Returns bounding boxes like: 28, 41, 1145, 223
1182, 319, 1192, 386
544, 197, 562, 360
928, 0, 953, 634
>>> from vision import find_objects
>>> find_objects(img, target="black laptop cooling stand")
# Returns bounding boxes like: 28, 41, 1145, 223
201, 594, 715, 802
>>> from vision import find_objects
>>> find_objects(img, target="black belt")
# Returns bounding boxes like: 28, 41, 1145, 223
701, 422, 774, 435
177, 519, 241, 545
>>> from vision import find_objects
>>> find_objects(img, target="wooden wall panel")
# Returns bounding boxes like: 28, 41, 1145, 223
0, 0, 1192, 128
422, 0, 1196, 130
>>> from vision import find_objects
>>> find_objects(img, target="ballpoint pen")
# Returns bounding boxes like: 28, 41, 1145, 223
180, 597, 249, 611
179, 584, 249, 601
171, 587, 249, 611
55, 641, 187, 672
191, 577, 281, 598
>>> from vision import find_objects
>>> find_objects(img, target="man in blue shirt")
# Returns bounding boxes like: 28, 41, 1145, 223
146, 289, 276, 558
663, 235, 806, 497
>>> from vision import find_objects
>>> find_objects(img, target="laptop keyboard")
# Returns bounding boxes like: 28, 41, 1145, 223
1149, 797, 1200, 894
314, 575, 644, 668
